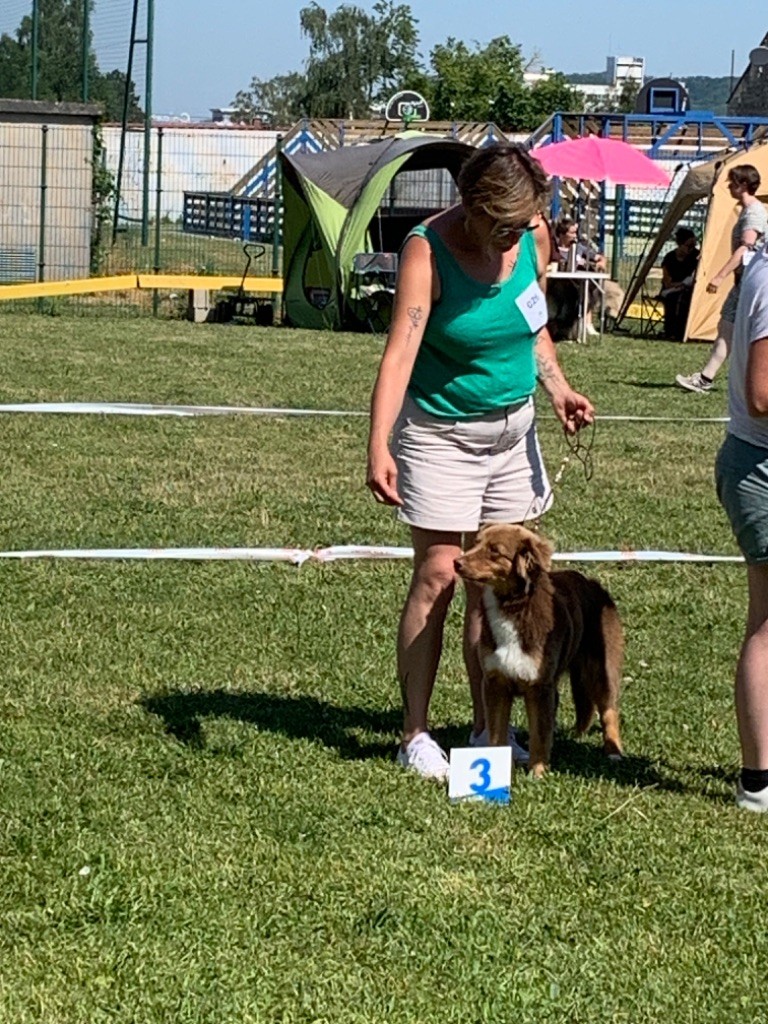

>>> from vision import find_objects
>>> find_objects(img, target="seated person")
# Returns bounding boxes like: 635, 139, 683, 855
659, 227, 699, 340
554, 216, 607, 273
550, 216, 607, 338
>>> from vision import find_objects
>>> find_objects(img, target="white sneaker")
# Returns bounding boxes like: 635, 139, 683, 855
396, 733, 450, 782
469, 726, 530, 765
735, 782, 768, 812
585, 322, 599, 337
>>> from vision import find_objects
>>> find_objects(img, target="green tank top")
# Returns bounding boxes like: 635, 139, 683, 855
407, 223, 542, 418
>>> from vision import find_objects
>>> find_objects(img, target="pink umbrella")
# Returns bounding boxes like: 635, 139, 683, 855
531, 136, 670, 186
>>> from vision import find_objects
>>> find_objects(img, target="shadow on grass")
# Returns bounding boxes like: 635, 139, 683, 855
143, 688, 692, 793
441, 721, 686, 793
607, 378, 682, 391
142, 688, 400, 762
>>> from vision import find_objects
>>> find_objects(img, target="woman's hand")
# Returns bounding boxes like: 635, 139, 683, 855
549, 388, 595, 435
706, 276, 723, 294
366, 448, 403, 506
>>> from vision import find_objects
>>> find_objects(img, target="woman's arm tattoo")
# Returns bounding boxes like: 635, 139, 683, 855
406, 305, 423, 343
536, 350, 561, 386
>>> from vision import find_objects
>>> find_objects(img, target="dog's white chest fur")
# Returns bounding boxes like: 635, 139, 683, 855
482, 588, 540, 682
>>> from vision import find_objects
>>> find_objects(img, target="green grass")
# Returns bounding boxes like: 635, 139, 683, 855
0, 316, 766, 1023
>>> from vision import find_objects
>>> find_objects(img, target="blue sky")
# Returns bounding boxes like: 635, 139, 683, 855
151, 0, 763, 116
1, 0, 764, 117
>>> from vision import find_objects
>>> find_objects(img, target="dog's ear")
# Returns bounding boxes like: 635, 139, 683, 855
527, 532, 553, 573
514, 533, 553, 589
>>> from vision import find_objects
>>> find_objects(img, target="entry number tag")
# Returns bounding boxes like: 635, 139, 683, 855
448, 746, 512, 804
515, 281, 548, 333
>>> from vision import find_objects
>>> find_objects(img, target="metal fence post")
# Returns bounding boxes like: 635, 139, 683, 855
153, 127, 163, 316
141, 0, 155, 248
611, 185, 626, 281
38, 125, 49, 283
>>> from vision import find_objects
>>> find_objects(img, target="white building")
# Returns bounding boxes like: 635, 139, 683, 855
571, 56, 645, 107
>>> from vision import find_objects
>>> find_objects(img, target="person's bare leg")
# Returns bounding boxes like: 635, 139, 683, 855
701, 318, 733, 381
398, 527, 462, 744
735, 564, 768, 770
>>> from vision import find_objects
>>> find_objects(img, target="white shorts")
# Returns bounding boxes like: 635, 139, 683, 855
391, 394, 552, 533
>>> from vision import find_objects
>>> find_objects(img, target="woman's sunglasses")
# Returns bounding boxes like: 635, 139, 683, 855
491, 220, 539, 242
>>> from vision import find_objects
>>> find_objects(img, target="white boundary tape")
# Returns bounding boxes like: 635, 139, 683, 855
0, 402, 368, 418
0, 545, 744, 564
0, 402, 729, 424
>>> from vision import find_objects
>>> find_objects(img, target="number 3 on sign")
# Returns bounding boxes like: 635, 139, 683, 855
448, 747, 513, 804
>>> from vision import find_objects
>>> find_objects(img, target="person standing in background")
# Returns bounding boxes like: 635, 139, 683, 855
676, 165, 767, 393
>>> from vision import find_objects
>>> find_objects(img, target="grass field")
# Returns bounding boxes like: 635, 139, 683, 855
0, 316, 765, 1024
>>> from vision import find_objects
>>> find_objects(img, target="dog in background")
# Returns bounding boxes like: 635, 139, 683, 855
455, 524, 624, 778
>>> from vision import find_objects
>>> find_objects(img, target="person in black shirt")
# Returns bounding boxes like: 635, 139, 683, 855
660, 227, 699, 340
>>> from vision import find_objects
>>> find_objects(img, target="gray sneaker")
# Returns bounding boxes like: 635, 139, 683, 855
675, 371, 713, 393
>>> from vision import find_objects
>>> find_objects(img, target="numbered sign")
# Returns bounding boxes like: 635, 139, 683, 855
448, 746, 512, 804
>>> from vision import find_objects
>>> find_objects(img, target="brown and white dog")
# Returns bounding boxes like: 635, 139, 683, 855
455, 523, 624, 778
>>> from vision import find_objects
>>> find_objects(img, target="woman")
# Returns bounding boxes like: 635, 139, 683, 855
366, 144, 594, 781
554, 216, 606, 274
552, 216, 607, 338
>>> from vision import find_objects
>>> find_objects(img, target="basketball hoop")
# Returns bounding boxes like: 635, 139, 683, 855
383, 90, 430, 126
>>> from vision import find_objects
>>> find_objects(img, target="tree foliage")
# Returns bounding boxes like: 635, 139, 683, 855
300, 0, 420, 118
234, 0, 422, 123
430, 36, 526, 121
0, 0, 142, 121
430, 36, 582, 130
233, 3, 585, 129
233, 73, 308, 127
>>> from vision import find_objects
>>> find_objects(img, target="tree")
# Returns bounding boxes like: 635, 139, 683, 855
614, 78, 640, 114
0, 29, 28, 97
429, 37, 581, 131
430, 36, 527, 122
526, 73, 583, 126
233, 73, 308, 126
287, 0, 421, 119
91, 69, 143, 123
0, 0, 142, 122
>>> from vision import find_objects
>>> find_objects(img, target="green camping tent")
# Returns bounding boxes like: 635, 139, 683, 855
279, 134, 473, 329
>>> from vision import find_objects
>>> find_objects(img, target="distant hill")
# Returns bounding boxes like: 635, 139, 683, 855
564, 72, 732, 115
565, 71, 607, 85
683, 76, 731, 115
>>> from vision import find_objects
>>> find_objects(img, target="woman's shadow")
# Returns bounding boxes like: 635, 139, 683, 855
141, 688, 400, 762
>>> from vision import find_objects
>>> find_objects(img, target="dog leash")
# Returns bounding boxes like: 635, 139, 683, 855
526, 420, 596, 531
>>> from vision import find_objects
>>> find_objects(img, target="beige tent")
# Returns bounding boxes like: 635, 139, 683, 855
619, 143, 768, 341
